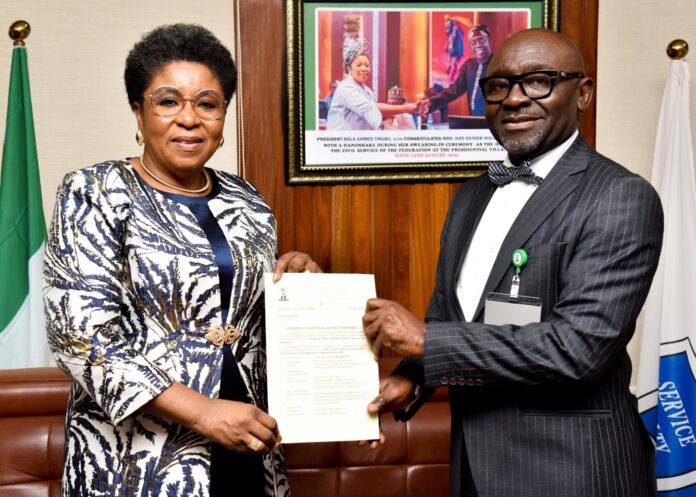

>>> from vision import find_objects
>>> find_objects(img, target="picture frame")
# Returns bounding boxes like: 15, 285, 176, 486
286, 0, 559, 184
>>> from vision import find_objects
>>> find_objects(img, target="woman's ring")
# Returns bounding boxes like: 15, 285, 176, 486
247, 436, 265, 452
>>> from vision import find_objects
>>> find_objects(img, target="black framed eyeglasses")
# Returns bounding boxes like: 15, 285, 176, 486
479, 70, 585, 103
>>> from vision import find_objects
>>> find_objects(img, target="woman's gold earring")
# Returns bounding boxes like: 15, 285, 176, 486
219, 137, 224, 148
136, 130, 144, 146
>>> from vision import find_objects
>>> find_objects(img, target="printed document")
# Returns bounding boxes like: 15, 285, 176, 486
264, 272, 380, 443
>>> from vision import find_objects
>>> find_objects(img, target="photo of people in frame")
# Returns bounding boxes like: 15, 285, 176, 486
315, 7, 531, 131
295, 1, 548, 179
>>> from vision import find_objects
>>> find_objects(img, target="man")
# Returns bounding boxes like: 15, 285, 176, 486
325, 79, 339, 106
363, 29, 662, 497
319, 80, 339, 119
418, 24, 493, 117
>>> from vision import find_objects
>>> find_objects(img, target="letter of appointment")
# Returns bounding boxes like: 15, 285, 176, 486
264, 273, 380, 443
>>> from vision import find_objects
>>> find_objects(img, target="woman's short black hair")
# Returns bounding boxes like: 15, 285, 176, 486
124, 23, 236, 109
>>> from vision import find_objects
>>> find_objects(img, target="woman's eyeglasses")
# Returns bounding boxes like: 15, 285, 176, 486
149, 86, 227, 121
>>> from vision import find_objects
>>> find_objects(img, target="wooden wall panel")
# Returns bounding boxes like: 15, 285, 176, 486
561, 0, 599, 147
371, 185, 393, 299
331, 185, 352, 273
238, 0, 598, 335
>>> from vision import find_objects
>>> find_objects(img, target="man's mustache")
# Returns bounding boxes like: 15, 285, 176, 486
499, 112, 543, 121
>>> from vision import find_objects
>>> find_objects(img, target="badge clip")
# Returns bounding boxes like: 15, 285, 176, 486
510, 249, 528, 299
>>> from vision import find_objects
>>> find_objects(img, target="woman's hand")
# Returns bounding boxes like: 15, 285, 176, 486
405, 102, 419, 115
143, 382, 280, 454
195, 398, 281, 454
273, 251, 322, 282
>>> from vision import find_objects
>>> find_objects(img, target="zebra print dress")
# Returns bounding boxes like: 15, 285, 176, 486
43, 160, 290, 497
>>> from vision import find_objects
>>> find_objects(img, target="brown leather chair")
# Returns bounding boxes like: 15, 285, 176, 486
285, 386, 451, 497
0, 368, 67, 497
0, 362, 451, 497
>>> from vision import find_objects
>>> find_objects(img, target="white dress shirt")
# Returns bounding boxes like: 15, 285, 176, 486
456, 130, 578, 320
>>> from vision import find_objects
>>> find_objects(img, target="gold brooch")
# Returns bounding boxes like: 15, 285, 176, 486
205, 324, 242, 347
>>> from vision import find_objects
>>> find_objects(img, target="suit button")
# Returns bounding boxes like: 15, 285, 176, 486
457, 378, 466, 385
475, 379, 484, 386
449, 378, 457, 385
440, 377, 449, 385
466, 379, 475, 386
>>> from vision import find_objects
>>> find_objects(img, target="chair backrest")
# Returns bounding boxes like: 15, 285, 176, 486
0, 367, 70, 497
285, 388, 451, 497
0, 361, 451, 497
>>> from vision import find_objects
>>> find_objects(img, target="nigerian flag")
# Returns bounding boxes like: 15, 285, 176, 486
0, 43, 51, 368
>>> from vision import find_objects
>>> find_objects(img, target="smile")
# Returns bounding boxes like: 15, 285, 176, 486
501, 115, 541, 130
172, 137, 204, 151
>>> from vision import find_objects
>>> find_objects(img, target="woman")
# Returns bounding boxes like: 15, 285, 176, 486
326, 37, 418, 131
44, 24, 317, 497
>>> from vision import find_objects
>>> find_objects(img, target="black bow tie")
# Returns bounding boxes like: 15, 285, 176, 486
488, 161, 543, 187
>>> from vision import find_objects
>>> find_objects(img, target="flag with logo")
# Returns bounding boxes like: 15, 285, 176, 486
0, 41, 51, 368
637, 58, 696, 495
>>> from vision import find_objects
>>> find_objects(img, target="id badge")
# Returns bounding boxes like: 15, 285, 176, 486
484, 292, 542, 326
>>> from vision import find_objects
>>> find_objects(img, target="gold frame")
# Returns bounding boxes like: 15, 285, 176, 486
286, 0, 559, 184
233, 0, 247, 178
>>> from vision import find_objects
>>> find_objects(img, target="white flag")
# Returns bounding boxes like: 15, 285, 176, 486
637, 59, 696, 495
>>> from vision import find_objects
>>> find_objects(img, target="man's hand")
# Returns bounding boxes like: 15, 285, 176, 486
415, 98, 431, 117
363, 298, 425, 359
358, 375, 417, 449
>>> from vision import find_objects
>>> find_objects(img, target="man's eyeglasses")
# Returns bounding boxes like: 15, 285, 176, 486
478, 70, 585, 103
149, 86, 227, 121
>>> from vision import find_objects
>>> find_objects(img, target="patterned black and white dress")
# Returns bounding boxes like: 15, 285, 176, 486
43, 160, 290, 497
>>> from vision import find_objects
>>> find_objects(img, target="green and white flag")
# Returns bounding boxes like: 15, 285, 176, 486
0, 44, 51, 368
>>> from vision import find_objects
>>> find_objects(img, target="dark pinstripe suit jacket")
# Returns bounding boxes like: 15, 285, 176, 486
396, 136, 663, 497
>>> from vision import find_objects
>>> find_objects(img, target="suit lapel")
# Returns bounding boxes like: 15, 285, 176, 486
471, 136, 593, 321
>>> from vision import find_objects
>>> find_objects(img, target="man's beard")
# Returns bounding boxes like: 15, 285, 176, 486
496, 128, 546, 159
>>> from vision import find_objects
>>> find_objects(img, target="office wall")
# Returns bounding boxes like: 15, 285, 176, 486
237, 0, 599, 327
597, 0, 696, 385
3, 1, 694, 380
0, 1, 237, 224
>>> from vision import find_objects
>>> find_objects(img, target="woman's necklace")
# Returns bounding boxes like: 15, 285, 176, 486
139, 155, 210, 194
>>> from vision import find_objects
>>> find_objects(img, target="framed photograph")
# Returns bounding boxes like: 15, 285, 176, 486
286, 0, 559, 184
